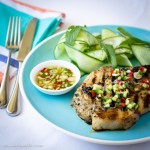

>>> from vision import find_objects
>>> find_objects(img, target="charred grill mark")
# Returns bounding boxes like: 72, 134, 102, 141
134, 94, 138, 103
120, 107, 126, 111
82, 86, 92, 96
121, 67, 127, 71
132, 66, 139, 72
102, 71, 105, 83
82, 85, 96, 99
103, 70, 110, 91
74, 93, 79, 97
110, 101, 115, 107
97, 82, 101, 85
144, 65, 150, 77
92, 77, 96, 84
104, 74, 109, 81
117, 105, 126, 111
134, 78, 139, 83
101, 82, 105, 86
92, 72, 97, 84
96, 112, 105, 119
110, 74, 116, 97
112, 76, 116, 82
108, 113, 117, 120
102, 107, 107, 111
144, 94, 150, 108
128, 82, 135, 92
102, 71, 107, 91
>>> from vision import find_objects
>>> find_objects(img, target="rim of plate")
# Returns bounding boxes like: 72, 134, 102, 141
19, 25, 150, 145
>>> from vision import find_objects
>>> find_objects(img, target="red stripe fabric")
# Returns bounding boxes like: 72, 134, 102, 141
12, 0, 66, 18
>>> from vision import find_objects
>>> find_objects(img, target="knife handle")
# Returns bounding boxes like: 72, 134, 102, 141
6, 64, 21, 116
0, 51, 11, 108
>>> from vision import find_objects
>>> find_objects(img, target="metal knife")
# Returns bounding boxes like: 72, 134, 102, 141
6, 18, 38, 116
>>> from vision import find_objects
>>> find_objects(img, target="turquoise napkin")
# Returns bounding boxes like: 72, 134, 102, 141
0, 2, 64, 84
0, 2, 62, 47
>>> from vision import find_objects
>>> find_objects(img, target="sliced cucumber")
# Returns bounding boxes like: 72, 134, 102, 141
131, 45, 150, 65
115, 48, 132, 55
65, 44, 104, 73
115, 48, 133, 58
117, 27, 149, 45
102, 44, 117, 67
54, 34, 71, 61
125, 53, 133, 59
94, 34, 102, 41
116, 54, 132, 67
118, 43, 130, 49
89, 44, 101, 51
72, 40, 101, 52
117, 27, 132, 38
54, 42, 71, 62
101, 28, 118, 40
121, 37, 149, 45
76, 29, 98, 46
102, 36, 126, 48
85, 49, 107, 61
72, 40, 89, 52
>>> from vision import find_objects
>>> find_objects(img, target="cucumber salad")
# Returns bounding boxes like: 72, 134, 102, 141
54, 26, 150, 75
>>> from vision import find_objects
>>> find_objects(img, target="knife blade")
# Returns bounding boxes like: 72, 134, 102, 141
17, 18, 38, 61
6, 18, 38, 116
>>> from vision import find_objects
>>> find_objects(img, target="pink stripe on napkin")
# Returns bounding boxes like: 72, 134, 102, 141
12, 0, 66, 18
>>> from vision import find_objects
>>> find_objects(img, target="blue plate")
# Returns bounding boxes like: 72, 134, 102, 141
20, 25, 150, 145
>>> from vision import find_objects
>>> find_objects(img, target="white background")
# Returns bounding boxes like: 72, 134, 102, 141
1, 0, 150, 150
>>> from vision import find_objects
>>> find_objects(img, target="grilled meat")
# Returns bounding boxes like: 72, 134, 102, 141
72, 65, 150, 130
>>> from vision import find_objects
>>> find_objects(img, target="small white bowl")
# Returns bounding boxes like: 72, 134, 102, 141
30, 60, 81, 95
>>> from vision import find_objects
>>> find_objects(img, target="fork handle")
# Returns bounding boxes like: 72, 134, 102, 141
6, 63, 21, 116
0, 51, 11, 108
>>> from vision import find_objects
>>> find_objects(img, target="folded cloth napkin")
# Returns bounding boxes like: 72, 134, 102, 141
0, 0, 65, 84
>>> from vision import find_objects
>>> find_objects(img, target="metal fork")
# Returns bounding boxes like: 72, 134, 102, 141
0, 17, 21, 108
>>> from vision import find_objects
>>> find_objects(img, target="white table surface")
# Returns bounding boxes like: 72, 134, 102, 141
1, 0, 150, 149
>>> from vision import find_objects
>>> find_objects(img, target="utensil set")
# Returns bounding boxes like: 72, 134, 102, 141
0, 17, 37, 116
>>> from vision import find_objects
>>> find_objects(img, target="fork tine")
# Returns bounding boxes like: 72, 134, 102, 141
14, 17, 18, 46
10, 16, 15, 46
6, 16, 21, 48
18, 17, 21, 45
5, 17, 12, 46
